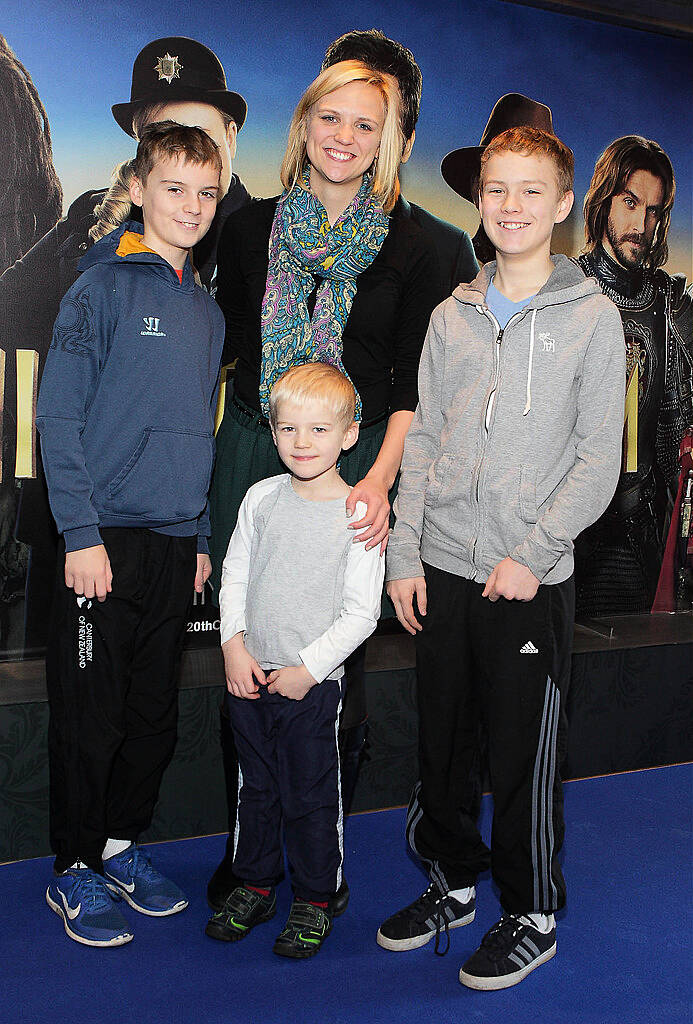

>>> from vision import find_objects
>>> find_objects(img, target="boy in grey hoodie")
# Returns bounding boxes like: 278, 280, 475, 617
377, 128, 625, 990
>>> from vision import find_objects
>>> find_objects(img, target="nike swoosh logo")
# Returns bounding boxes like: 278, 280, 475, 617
60, 891, 82, 920
106, 873, 135, 893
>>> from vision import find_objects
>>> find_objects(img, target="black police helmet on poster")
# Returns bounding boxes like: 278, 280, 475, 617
111, 36, 247, 136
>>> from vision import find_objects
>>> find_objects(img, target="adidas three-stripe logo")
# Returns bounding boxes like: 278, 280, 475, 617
520, 641, 539, 654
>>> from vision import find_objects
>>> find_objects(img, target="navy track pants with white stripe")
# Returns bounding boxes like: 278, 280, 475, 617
408, 563, 574, 914
228, 679, 343, 903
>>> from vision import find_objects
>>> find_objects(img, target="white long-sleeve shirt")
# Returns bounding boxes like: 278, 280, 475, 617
219, 475, 385, 682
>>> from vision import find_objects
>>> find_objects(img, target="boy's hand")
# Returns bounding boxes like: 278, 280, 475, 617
483, 557, 540, 602
346, 473, 390, 553
65, 545, 112, 602
266, 665, 316, 701
222, 633, 266, 699
195, 553, 212, 593
387, 576, 427, 634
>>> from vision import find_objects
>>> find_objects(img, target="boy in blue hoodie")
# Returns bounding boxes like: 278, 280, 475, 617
37, 122, 224, 947
377, 128, 625, 989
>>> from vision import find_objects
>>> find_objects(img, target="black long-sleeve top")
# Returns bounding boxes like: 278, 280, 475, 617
215, 196, 460, 422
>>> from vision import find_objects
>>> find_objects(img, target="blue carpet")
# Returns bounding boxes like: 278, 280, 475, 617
1, 764, 690, 1024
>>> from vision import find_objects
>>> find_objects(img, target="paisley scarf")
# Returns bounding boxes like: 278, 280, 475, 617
259, 165, 389, 419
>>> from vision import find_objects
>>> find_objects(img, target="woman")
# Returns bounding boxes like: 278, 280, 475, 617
208, 59, 440, 911
211, 59, 440, 575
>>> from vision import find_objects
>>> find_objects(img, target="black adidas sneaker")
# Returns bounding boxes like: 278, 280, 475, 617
458, 914, 556, 990
377, 883, 475, 953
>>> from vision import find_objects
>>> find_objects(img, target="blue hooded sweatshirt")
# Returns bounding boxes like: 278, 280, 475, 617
36, 221, 225, 553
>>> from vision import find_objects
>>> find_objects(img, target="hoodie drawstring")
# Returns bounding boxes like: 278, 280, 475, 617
523, 309, 538, 416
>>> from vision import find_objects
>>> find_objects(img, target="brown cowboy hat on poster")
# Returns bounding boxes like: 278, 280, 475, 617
441, 93, 554, 202
111, 36, 247, 135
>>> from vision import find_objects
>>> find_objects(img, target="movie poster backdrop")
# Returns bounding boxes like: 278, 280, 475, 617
0, 0, 691, 660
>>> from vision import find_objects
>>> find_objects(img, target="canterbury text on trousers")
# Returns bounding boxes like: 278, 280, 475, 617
229, 679, 343, 902
407, 562, 575, 913
47, 527, 197, 873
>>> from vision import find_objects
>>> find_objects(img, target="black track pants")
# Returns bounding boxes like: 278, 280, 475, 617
46, 528, 196, 874
407, 563, 574, 914
219, 642, 368, 866
228, 679, 343, 902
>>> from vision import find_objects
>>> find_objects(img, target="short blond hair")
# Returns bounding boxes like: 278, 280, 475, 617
280, 60, 403, 213
269, 363, 357, 430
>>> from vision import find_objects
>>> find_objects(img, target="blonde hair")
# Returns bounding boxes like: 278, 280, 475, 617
269, 362, 357, 429
280, 60, 403, 213
88, 160, 136, 243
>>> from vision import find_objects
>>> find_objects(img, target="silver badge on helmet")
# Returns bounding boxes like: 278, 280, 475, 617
154, 53, 183, 85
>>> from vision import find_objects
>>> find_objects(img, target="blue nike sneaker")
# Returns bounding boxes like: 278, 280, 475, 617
46, 866, 133, 947
104, 844, 188, 916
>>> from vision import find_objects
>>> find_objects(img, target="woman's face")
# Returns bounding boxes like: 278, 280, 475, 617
305, 80, 385, 197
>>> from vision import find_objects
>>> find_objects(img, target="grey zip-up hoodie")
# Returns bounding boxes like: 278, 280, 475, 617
387, 255, 626, 586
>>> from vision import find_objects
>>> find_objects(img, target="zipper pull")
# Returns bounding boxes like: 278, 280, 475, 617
496, 328, 504, 345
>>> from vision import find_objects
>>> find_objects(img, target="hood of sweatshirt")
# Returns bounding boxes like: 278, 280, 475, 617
78, 220, 196, 291
453, 253, 599, 311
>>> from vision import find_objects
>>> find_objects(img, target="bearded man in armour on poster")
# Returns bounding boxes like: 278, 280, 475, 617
575, 136, 692, 616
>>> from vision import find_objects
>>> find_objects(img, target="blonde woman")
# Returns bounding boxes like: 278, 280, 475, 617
207, 60, 440, 915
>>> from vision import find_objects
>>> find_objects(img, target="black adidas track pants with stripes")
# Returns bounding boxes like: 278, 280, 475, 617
407, 562, 574, 914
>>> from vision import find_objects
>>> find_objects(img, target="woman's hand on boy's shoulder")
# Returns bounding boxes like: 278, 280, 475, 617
222, 633, 265, 699
266, 665, 317, 701
346, 478, 390, 553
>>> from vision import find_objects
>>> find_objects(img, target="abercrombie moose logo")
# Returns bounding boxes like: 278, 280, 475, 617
140, 316, 166, 337
538, 332, 555, 353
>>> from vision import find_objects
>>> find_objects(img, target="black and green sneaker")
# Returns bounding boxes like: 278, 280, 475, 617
273, 898, 332, 959
205, 885, 276, 942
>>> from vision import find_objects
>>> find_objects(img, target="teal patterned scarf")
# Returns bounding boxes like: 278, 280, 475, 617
259, 165, 389, 419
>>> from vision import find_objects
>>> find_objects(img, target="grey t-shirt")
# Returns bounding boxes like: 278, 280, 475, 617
219, 475, 385, 681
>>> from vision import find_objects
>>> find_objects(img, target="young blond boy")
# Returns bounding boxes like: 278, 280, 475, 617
378, 127, 625, 988
37, 123, 224, 946
205, 362, 384, 958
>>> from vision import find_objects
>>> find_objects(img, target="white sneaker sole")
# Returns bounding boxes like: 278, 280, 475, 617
459, 942, 557, 990
46, 888, 133, 947
377, 909, 476, 951
104, 879, 188, 917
